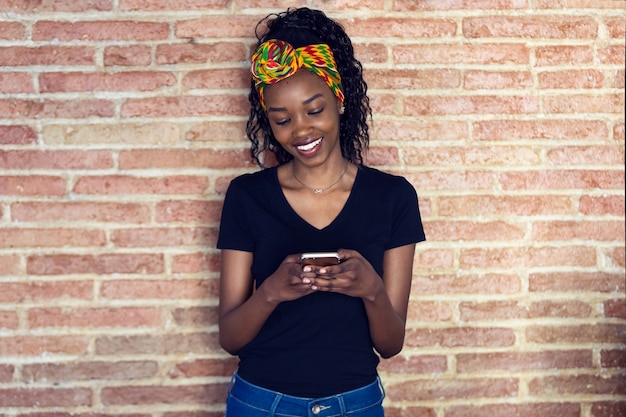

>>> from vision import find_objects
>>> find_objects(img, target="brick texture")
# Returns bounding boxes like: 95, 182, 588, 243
0, 1, 624, 416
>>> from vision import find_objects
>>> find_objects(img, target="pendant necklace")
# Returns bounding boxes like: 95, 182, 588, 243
292, 160, 348, 194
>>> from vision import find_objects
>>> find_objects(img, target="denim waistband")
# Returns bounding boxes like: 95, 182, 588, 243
227, 372, 385, 417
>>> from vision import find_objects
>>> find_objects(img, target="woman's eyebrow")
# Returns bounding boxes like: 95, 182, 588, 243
267, 93, 324, 112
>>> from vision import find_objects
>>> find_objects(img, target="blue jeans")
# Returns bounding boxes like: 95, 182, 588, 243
225, 372, 385, 417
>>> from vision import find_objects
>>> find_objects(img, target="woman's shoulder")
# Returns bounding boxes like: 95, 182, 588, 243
227, 166, 277, 190
358, 165, 414, 190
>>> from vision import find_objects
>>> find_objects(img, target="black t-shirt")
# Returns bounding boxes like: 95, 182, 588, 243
217, 165, 425, 397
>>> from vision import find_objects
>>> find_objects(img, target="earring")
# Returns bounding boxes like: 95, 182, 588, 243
340, 106, 345, 114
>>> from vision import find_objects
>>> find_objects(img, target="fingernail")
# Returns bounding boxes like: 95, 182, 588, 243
302, 278, 311, 284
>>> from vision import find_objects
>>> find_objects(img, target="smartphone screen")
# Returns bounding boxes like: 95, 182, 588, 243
301, 252, 340, 266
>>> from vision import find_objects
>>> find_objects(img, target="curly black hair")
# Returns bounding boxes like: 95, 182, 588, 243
246, 7, 372, 168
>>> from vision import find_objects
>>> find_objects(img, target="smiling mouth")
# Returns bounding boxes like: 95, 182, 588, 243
296, 137, 322, 152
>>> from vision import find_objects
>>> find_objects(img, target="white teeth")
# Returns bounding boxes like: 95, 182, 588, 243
297, 138, 322, 151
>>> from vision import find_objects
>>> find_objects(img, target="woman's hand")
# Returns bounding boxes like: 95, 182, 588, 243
258, 254, 317, 304
300, 249, 384, 301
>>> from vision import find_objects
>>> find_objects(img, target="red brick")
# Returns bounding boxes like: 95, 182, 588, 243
393, 0, 526, 10
0, 176, 66, 196
529, 374, 626, 395
95, 332, 219, 355
0, 281, 93, 303
363, 146, 399, 166
158, 42, 247, 65
460, 300, 592, 321
33, 21, 169, 41
0, 22, 25, 40
120, 0, 230, 10
349, 17, 456, 37
100, 278, 219, 300
0, 388, 92, 407
0, 336, 89, 356
527, 324, 626, 344
405, 327, 516, 348
0, 46, 95, 66
533, 220, 625, 241
535, 45, 594, 66
22, 361, 158, 382
393, 43, 529, 65
156, 200, 222, 223
407, 301, 453, 323
0, 0, 113, 12
27, 254, 164, 275
601, 349, 626, 368
606, 246, 625, 267
615, 123, 625, 140
404, 145, 541, 167
183, 68, 250, 90
172, 306, 218, 327
0, 125, 37, 145
175, 16, 260, 39
413, 273, 521, 295
11, 201, 151, 223
0, 228, 105, 248
28, 307, 162, 328
464, 70, 533, 89
445, 403, 580, 417
385, 407, 436, 417
367, 69, 461, 90
530, 271, 625, 292
405, 170, 496, 191
185, 121, 247, 142
604, 299, 626, 319
374, 120, 468, 142
0, 365, 13, 383
500, 170, 624, 190
311, 0, 385, 10
439, 195, 574, 217
353, 42, 387, 64
0, 99, 114, 118
378, 354, 448, 374
0, 72, 33, 93
0, 150, 113, 170
0, 310, 19, 330
387, 377, 518, 401
413, 249, 455, 270
474, 119, 608, 141
171, 252, 221, 273
170, 358, 238, 378
538, 69, 604, 89
426, 220, 525, 241
118, 149, 253, 169
104, 45, 152, 66
72, 175, 209, 195
457, 350, 592, 373
545, 93, 624, 114
121, 95, 249, 117
536, 0, 626, 8
464, 16, 597, 38
460, 246, 597, 269
101, 383, 227, 405
404, 95, 538, 116
599, 45, 626, 65
111, 227, 216, 248
588, 186, 624, 216
39, 71, 176, 92
591, 402, 626, 417
548, 145, 624, 165
605, 17, 626, 39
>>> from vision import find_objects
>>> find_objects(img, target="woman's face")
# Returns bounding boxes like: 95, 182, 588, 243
263, 69, 343, 166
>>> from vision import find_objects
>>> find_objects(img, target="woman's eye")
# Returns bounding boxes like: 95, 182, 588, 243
275, 118, 290, 126
309, 108, 323, 116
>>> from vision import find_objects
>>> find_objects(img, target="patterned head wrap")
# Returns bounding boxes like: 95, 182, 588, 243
251, 39, 345, 110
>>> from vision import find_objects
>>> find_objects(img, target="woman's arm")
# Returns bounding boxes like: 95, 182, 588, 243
218, 249, 316, 355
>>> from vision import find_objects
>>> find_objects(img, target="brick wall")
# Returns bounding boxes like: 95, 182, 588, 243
0, 0, 624, 416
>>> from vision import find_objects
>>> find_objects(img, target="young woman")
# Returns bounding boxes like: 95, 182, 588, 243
217, 7, 425, 416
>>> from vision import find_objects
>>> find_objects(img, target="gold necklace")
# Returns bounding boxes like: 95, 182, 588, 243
291, 160, 348, 194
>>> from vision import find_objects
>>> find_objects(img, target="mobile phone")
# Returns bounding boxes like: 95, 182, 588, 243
300, 252, 341, 267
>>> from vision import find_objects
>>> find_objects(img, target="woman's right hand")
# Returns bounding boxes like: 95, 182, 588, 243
258, 254, 317, 304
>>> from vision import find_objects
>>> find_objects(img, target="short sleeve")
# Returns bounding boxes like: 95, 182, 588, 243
386, 177, 426, 250
217, 177, 255, 252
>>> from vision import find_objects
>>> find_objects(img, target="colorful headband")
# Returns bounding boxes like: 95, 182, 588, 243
251, 39, 345, 110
